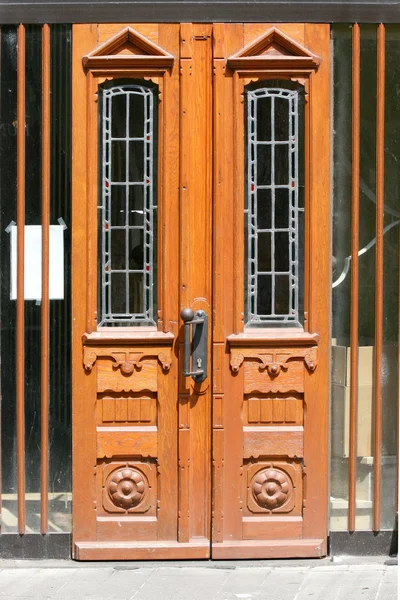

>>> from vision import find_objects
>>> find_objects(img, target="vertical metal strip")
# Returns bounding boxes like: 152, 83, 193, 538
16, 22, 26, 534
373, 22, 385, 532
348, 22, 360, 533
40, 23, 50, 534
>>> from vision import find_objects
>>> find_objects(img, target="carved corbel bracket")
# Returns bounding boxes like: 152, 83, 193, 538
157, 351, 172, 372
83, 346, 172, 373
304, 347, 318, 372
230, 353, 245, 373
229, 346, 318, 374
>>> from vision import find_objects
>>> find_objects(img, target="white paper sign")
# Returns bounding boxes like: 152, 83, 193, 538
10, 225, 64, 301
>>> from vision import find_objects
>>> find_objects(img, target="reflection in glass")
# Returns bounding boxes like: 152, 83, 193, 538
331, 24, 399, 533
0, 25, 18, 532
0, 25, 73, 533
48, 24, 72, 532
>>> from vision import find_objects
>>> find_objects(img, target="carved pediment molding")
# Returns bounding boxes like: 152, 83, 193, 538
83, 26, 175, 69
227, 27, 320, 70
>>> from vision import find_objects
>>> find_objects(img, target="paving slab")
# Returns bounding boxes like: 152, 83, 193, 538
51, 567, 119, 599
376, 566, 398, 600
258, 568, 310, 600
296, 568, 384, 600
17, 568, 79, 598
0, 569, 41, 597
132, 567, 231, 600
0, 559, 396, 600
212, 567, 270, 599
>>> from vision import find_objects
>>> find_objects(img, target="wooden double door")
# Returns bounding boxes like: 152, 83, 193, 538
72, 22, 330, 560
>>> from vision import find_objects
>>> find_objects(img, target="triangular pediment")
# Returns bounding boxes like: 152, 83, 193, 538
227, 27, 320, 70
83, 27, 174, 69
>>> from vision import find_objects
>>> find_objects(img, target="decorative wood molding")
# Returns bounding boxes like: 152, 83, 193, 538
83, 330, 174, 346
83, 345, 173, 373
83, 26, 175, 69
229, 346, 317, 374
227, 331, 319, 348
227, 27, 320, 71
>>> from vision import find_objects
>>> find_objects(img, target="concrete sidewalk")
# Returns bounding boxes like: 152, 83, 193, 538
0, 557, 397, 599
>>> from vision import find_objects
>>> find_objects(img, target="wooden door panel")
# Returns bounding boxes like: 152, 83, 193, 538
72, 23, 211, 560
212, 23, 330, 558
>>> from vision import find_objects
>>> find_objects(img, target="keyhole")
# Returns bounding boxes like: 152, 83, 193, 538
197, 358, 202, 368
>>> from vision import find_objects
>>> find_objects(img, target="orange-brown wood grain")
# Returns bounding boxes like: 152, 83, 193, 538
16, 23, 26, 535
212, 23, 245, 546
73, 23, 184, 560
72, 23, 98, 552
212, 22, 330, 558
72, 22, 330, 560
302, 23, 330, 547
179, 23, 213, 546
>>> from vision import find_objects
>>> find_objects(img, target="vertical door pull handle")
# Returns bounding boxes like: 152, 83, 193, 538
180, 308, 208, 383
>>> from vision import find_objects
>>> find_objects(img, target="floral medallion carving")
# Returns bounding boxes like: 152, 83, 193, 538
101, 461, 155, 515
251, 467, 293, 510
107, 467, 147, 510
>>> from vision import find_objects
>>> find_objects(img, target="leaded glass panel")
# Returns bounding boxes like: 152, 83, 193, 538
245, 82, 304, 327
98, 81, 158, 326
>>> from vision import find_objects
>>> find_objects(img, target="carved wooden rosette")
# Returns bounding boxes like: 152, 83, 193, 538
246, 461, 301, 515
101, 461, 156, 515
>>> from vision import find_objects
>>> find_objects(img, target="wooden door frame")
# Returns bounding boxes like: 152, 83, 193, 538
71, 22, 330, 560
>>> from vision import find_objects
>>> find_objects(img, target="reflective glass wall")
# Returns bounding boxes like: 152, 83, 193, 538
0, 25, 72, 533
0, 21, 399, 545
331, 24, 399, 532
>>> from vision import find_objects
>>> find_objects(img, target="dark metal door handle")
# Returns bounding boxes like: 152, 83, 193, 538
180, 308, 208, 383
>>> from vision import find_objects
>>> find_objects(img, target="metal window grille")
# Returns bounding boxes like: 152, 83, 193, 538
98, 83, 157, 326
245, 87, 302, 326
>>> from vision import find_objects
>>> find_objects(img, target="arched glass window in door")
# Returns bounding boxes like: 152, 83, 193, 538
98, 81, 158, 326
245, 81, 305, 327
